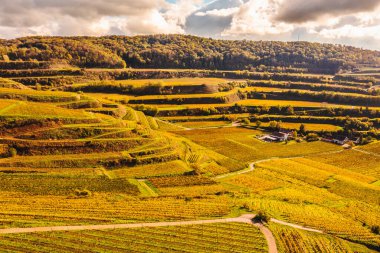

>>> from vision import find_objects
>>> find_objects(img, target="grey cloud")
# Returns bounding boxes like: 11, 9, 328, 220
34, 0, 165, 18
276, 0, 380, 23
0, 0, 167, 27
185, 0, 243, 37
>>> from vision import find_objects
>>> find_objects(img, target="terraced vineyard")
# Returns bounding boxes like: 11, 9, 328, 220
0, 50, 379, 252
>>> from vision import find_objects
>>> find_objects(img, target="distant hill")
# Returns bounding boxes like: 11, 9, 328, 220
0, 34, 379, 74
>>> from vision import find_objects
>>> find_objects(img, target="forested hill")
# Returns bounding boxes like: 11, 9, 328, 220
0, 35, 379, 74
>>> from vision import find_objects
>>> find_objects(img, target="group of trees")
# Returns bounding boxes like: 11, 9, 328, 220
247, 80, 371, 95
1, 35, 379, 73
250, 90, 380, 107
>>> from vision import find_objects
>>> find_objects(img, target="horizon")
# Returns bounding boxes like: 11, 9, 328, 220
1, 0, 379, 50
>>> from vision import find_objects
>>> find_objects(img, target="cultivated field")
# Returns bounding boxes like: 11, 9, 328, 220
0, 65, 379, 252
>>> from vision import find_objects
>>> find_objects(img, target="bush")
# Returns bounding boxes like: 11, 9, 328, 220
253, 210, 270, 223
306, 133, 319, 142
74, 189, 92, 198
371, 225, 379, 235
9, 148, 17, 157
242, 118, 250, 125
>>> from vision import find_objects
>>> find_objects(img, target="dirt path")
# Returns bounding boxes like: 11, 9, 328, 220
255, 223, 278, 253
215, 149, 345, 180
352, 148, 380, 157
155, 118, 190, 130
214, 160, 257, 180
270, 218, 323, 233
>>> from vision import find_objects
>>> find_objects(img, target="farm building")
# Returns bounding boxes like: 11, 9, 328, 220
259, 131, 293, 142
322, 136, 360, 146
332, 136, 349, 145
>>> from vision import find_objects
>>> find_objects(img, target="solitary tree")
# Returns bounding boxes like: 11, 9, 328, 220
299, 124, 306, 135
255, 120, 262, 128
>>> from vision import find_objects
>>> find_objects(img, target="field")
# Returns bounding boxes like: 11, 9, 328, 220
268, 223, 372, 253
173, 127, 341, 162
0, 100, 92, 119
260, 122, 341, 132
0, 66, 379, 253
113, 160, 192, 178
308, 150, 380, 178
179, 120, 231, 128
75, 77, 231, 87
0, 222, 268, 253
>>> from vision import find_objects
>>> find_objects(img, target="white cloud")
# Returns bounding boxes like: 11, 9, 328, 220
195, 7, 240, 17
163, 0, 202, 32
222, 0, 293, 36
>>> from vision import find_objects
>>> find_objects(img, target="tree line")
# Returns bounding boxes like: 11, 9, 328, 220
0, 35, 379, 74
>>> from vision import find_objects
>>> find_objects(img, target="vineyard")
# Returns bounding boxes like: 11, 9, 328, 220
0, 62, 379, 252
0, 222, 268, 253
268, 223, 369, 253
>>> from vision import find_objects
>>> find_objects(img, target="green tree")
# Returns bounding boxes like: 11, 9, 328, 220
299, 124, 306, 135
9, 148, 17, 157
255, 120, 262, 128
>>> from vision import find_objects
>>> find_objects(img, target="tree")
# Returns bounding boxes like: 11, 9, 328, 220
9, 148, 17, 157
275, 121, 282, 131
242, 118, 250, 125
285, 106, 294, 115
253, 211, 270, 223
299, 124, 306, 135
269, 121, 277, 130
255, 120, 262, 128
306, 133, 319, 142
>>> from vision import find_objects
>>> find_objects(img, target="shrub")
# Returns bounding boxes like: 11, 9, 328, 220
306, 133, 319, 142
371, 225, 379, 235
253, 211, 270, 223
9, 148, 17, 157
74, 189, 92, 198
255, 120, 262, 128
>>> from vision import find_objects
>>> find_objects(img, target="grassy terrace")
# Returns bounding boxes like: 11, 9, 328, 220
0, 88, 80, 101
259, 122, 342, 132
0, 100, 93, 119
139, 99, 380, 111
73, 77, 232, 87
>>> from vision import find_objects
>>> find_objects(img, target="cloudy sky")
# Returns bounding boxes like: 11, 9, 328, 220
1, 0, 380, 50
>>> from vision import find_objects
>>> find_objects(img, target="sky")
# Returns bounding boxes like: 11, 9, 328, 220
1, 0, 380, 50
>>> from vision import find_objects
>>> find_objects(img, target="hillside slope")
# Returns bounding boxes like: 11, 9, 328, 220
1, 35, 379, 73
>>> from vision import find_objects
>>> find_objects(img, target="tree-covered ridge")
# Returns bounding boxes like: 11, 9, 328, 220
1, 35, 379, 73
